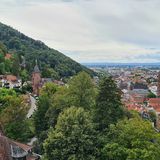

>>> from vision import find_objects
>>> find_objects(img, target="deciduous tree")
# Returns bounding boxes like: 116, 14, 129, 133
43, 107, 98, 160
102, 117, 160, 160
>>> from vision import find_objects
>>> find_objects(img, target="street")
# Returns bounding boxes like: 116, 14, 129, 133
27, 95, 37, 118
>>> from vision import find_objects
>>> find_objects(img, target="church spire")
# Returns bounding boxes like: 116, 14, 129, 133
33, 59, 40, 73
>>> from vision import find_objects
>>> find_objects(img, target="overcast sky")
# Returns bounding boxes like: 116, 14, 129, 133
1, 0, 160, 63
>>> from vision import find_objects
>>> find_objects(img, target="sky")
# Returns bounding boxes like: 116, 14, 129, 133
1, 0, 160, 63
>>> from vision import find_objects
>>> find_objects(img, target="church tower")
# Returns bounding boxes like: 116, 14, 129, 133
157, 71, 160, 97
32, 60, 41, 96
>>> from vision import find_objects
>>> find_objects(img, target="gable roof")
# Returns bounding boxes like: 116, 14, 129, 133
11, 141, 32, 152
0, 134, 33, 159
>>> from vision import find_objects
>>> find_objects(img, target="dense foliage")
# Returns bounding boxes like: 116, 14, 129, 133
94, 76, 125, 131
0, 22, 94, 78
33, 72, 96, 153
0, 88, 32, 141
68, 71, 96, 110
43, 107, 98, 160
33, 83, 58, 152
102, 117, 160, 160
0, 42, 14, 74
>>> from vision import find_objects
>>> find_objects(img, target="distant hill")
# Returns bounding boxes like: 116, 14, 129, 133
0, 22, 94, 78
83, 62, 160, 68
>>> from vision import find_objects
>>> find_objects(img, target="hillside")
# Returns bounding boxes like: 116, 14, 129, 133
0, 22, 94, 78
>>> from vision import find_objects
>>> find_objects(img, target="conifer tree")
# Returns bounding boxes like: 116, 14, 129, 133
94, 76, 124, 131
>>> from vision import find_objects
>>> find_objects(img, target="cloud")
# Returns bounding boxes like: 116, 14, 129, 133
0, 0, 160, 63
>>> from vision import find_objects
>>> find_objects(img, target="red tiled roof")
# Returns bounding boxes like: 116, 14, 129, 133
126, 103, 143, 112
148, 98, 160, 104
6, 75, 17, 82
129, 94, 145, 104
155, 108, 160, 112
148, 98, 160, 112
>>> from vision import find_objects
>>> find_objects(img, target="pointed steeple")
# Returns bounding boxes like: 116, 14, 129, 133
33, 59, 40, 73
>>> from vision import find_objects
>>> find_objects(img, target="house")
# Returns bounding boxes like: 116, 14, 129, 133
0, 75, 21, 89
126, 89, 149, 105
0, 131, 39, 160
148, 98, 160, 112
129, 94, 146, 104
147, 98, 160, 129
126, 103, 144, 112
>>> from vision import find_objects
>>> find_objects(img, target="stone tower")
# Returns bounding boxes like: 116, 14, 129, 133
157, 71, 160, 97
32, 60, 41, 96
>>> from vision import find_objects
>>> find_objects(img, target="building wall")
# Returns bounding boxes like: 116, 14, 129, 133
32, 72, 41, 95
0, 137, 12, 160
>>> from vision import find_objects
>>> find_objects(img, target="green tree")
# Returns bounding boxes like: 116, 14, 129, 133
0, 62, 5, 74
148, 110, 157, 125
0, 88, 17, 112
68, 71, 96, 110
0, 42, 7, 54
0, 96, 31, 141
4, 59, 12, 73
34, 83, 58, 136
46, 86, 70, 128
0, 53, 5, 63
94, 76, 124, 131
147, 91, 156, 98
33, 83, 59, 153
11, 53, 20, 76
40, 82, 58, 97
43, 107, 98, 160
102, 117, 160, 160
34, 94, 51, 137
20, 69, 29, 84
42, 67, 60, 79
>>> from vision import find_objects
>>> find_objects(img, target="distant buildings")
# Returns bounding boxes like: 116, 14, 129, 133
148, 98, 160, 112
157, 71, 160, 97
